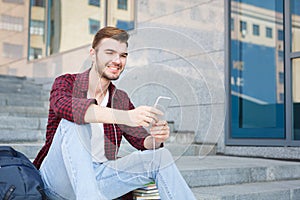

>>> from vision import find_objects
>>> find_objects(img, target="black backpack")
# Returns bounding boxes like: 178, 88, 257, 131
0, 146, 48, 200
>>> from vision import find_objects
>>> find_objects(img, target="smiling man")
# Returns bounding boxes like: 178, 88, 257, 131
34, 27, 196, 200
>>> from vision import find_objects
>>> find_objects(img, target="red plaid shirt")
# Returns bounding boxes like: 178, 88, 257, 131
34, 68, 150, 169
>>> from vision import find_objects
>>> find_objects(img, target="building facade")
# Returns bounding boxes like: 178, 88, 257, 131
0, 0, 299, 159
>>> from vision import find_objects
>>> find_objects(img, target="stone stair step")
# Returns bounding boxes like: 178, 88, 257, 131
0, 83, 43, 95
175, 156, 300, 188
0, 116, 47, 130
118, 132, 215, 157
0, 74, 27, 84
0, 129, 45, 143
0, 75, 38, 85
165, 143, 216, 156
0, 96, 48, 107
0, 106, 48, 117
0, 92, 49, 101
191, 179, 300, 200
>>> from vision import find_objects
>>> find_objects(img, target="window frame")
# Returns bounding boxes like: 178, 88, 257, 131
88, 18, 100, 34
225, 0, 300, 146
266, 27, 273, 38
252, 24, 260, 36
117, 0, 128, 10
88, 0, 100, 7
31, 0, 45, 7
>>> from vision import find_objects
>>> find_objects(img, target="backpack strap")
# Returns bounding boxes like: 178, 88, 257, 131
3, 185, 16, 200
37, 186, 49, 200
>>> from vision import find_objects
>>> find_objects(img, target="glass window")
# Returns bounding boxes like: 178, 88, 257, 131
118, 0, 128, 10
28, 1, 46, 60
0, 14, 23, 32
30, 20, 44, 35
3, 0, 24, 4
293, 59, 300, 140
253, 24, 260, 36
31, 0, 45, 7
3, 43, 23, 59
278, 50, 284, 62
291, 0, 300, 52
89, 0, 100, 7
89, 18, 100, 34
29, 47, 42, 60
240, 20, 247, 36
279, 93, 284, 102
28, 0, 135, 60
230, 0, 285, 139
278, 29, 284, 41
231, 18, 234, 31
116, 20, 134, 31
107, 0, 135, 30
266, 27, 272, 38
278, 71, 284, 84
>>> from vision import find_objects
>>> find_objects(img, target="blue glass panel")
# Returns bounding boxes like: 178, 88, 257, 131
266, 27, 272, 38
293, 59, 300, 140
116, 20, 134, 31
118, 0, 128, 10
230, 0, 285, 139
252, 24, 259, 36
89, 0, 100, 7
89, 19, 100, 34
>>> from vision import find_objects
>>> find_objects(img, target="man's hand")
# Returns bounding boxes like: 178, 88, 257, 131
127, 106, 163, 127
150, 120, 170, 143
144, 120, 170, 149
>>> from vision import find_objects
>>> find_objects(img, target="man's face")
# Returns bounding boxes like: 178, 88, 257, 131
93, 38, 128, 80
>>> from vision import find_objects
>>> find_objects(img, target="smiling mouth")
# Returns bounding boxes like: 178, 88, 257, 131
109, 66, 120, 70
107, 65, 122, 73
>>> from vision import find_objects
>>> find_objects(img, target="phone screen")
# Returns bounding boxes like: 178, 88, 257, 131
154, 96, 172, 114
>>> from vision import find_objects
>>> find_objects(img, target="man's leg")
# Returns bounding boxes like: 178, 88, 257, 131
95, 148, 196, 200
40, 119, 106, 200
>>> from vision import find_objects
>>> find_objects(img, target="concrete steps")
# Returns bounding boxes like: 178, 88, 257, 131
118, 131, 216, 158
0, 106, 48, 117
1, 75, 300, 199
191, 179, 300, 200
0, 75, 49, 160
0, 94, 49, 107
175, 156, 300, 200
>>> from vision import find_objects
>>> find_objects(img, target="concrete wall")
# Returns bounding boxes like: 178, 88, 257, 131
118, 0, 225, 151
1, 0, 226, 152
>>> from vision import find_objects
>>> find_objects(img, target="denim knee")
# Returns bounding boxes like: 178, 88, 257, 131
155, 148, 174, 167
59, 119, 92, 142
139, 148, 174, 171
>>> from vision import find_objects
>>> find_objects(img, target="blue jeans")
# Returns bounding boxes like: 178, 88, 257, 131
40, 119, 196, 200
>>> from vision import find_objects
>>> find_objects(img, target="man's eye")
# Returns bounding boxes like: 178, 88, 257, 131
121, 54, 127, 58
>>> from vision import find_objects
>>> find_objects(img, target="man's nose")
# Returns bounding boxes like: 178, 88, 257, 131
112, 54, 121, 64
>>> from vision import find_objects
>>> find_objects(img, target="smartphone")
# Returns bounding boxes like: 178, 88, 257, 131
153, 96, 172, 115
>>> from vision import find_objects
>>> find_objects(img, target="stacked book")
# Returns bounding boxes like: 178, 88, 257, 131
133, 182, 161, 200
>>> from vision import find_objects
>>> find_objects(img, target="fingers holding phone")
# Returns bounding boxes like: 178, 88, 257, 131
150, 120, 170, 143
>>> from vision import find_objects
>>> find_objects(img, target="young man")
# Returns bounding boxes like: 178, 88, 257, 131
34, 27, 196, 200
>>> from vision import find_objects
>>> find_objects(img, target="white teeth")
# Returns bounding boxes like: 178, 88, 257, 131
109, 66, 119, 70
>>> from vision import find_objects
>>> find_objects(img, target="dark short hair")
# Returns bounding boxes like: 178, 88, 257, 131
92, 26, 129, 49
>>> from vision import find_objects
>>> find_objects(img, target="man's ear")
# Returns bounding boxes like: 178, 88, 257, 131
90, 48, 96, 59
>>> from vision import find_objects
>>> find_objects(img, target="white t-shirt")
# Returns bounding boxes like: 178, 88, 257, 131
88, 91, 109, 163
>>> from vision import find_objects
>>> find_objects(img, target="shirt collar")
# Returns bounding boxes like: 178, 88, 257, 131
75, 68, 91, 92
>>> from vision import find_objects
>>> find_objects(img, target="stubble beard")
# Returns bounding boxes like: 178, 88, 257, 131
102, 71, 120, 81
99, 64, 123, 81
